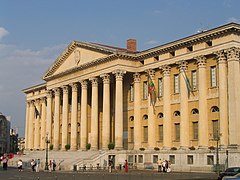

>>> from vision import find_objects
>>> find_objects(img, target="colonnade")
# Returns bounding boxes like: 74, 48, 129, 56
24, 47, 240, 151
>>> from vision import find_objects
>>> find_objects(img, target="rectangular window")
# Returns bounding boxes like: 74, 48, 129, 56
169, 155, 175, 164
174, 74, 179, 93
130, 85, 134, 102
211, 66, 217, 87
143, 126, 148, 142
138, 155, 143, 163
192, 70, 197, 90
158, 78, 163, 97
212, 120, 219, 140
153, 155, 158, 163
159, 125, 163, 142
207, 155, 214, 165
130, 127, 134, 142
175, 123, 180, 141
187, 155, 194, 164
192, 122, 198, 140
143, 81, 148, 99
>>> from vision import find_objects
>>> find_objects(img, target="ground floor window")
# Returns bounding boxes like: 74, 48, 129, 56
169, 155, 175, 164
153, 155, 158, 163
187, 155, 194, 164
207, 155, 214, 165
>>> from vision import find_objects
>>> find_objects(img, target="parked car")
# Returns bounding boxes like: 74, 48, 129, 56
218, 167, 240, 180
222, 173, 240, 179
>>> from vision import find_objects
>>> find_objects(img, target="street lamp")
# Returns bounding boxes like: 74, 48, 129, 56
45, 133, 50, 170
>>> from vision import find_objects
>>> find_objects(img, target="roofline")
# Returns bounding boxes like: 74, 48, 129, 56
22, 82, 46, 94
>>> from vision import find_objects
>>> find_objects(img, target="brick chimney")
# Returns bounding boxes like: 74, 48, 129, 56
127, 39, 136, 52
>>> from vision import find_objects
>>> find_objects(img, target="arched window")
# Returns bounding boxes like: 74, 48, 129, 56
158, 113, 164, 118
143, 115, 148, 120
191, 108, 199, 114
211, 106, 219, 112
129, 116, 134, 121
174, 111, 181, 116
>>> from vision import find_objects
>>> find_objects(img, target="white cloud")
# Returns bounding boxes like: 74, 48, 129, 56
0, 27, 9, 40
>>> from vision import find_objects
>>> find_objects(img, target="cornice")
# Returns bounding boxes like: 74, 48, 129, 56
42, 23, 240, 81
136, 23, 240, 59
22, 83, 46, 94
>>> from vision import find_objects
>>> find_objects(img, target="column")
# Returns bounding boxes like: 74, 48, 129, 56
80, 80, 88, 150
215, 50, 228, 147
226, 47, 240, 146
147, 69, 156, 149
62, 85, 69, 150
196, 56, 208, 148
179, 61, 189, 148
90, 77, 98, 150
160, 65, 172, 149
101, 74, 111, 150
53, 88, 60, 150
34, 99, 40, 150
28, 101, 35, 150
133, 73, 141, 150
24, 101, 30, 150
70, 83, 78, 151
40, 97, 47, 149
46, 91, 53, 144
113, 70, 126, 150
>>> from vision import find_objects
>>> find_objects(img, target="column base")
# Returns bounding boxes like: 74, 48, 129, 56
179, 146, 188, 150
114, 147, 123, 151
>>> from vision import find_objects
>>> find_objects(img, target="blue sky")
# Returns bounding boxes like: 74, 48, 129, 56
0, 0, 239, 137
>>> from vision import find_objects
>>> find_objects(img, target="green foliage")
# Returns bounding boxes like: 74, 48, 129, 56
209, 146, 215, 150
154, 147, 160, 151
108, 143, 115, 150
65, 144, 70, 151
49, 144, 53, 150
86, 143, 91, 150
139, 147, 145, 151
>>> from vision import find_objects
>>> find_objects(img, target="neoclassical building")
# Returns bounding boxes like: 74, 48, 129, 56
23, 23, 240, 170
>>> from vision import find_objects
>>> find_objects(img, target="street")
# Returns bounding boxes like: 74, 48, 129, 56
0, 167, 218, 180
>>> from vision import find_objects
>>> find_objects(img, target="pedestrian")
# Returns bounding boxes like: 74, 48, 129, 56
124, 160, 128, 173
17, 159, 23, 171
157, 158, 162, 172
52, 159, 56, 171
30, 159, 36, 172
162, 160, 166, 172
108, 160, 112, 173
2, 157, 8, 170
36, 158, 40, 172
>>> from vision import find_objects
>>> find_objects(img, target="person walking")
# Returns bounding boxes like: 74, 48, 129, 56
157, 159, 163, 172
124, 160, 128, 173
36, 159, 40, 172
30, 159, 36, 172
2, 157, 8, 170
17, 159, 23, 171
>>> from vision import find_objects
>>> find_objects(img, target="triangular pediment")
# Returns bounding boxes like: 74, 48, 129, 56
43, 41, 124, 80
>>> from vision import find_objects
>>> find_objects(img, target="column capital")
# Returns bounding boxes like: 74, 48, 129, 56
160, 65, 171, 76
226, 47, 240, 61
177, 60, 188, 71
62, 85, 69, 94
113, 70, 126, 80
46, 90, 52, 98
214, 50, 227, 64
195, 56, 207, 68
70, 83, 78, 92
145, 69, 155, 79
89, 77, 98, 87
53, 88, 60, 96
40, 97, 46, 104
133, 72, 141, 83
80, 80, 88, 89
100, 73, 110, 84
35, 98, 41, 105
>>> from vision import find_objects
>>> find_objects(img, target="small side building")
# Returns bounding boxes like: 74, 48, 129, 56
0, 113, 10, 154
